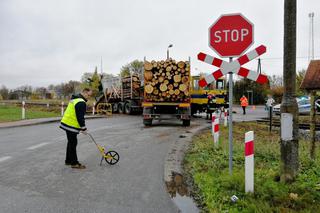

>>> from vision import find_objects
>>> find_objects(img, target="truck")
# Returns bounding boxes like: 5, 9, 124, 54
190, 75, 228, 115
96, 73, 144, 115
142, 59, 191, 126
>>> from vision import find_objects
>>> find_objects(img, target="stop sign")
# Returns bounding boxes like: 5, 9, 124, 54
209, 13, 254, 57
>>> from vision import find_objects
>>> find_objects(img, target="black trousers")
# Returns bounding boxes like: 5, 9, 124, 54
242, 106, 246, 115
65, 131, 79, 165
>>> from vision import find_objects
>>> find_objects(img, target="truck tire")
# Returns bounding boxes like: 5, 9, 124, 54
143, 119, 152, 126
112, 103, 118, 113
191, 104, 197, 115
182, 120, 190, 127
124, 102, 132, 114
118, 103, 124, 114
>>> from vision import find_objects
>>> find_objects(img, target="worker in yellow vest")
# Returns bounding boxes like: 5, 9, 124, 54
240, 95, 248, 115
60, 88, 92, 169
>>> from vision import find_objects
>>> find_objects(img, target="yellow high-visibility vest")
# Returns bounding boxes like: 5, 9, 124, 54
61, 98, 85, 129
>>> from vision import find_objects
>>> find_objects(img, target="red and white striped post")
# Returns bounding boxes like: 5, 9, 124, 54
224, 109, 228, 127
92, 102, 96, 115
245, 131, 254, 193
22, 101, 25, 119
61, 102, 64, 116
212, 113, 219, 145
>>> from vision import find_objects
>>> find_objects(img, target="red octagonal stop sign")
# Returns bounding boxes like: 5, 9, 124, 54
209, 13, 254, 58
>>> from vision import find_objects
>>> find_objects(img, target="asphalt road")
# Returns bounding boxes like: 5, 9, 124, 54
0, 114, 209, 213
0, 106, 267, 213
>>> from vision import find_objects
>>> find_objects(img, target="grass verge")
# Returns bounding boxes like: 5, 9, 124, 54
0, 105, 60, 122
184, 122, 320, 212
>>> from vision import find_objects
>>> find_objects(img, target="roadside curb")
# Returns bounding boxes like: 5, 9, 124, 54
0, 115, 107, 129
164, 122, 210, 183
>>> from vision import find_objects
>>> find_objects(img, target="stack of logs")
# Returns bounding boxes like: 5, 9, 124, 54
122, 74, 141, 99
144, 59, 190, 102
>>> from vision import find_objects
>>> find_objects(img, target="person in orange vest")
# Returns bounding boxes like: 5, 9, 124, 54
240, 95, 248, 115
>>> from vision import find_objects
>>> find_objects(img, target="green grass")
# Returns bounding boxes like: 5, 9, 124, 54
184, 122, 320, 213
0, 105, 60, 122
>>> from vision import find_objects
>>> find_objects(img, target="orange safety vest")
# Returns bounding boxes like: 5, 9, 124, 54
240, 96, 248, 107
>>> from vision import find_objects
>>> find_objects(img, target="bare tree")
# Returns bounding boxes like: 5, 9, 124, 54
0, 85, 9, 100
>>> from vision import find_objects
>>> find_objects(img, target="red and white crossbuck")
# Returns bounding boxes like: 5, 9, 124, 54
197, 45, 268, 87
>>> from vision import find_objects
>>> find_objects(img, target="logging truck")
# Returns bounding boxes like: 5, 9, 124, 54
142, 59, 191, 126
97, 73, 144, 114
190, 75, 228, 115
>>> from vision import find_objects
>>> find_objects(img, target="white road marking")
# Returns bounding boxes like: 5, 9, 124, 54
27, 142, 50, 150
0, 156, 12, 163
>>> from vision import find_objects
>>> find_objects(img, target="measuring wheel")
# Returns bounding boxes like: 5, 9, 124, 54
104, 150, 120, 165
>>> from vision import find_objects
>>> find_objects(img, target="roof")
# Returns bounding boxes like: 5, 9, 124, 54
300, 60, 320, 90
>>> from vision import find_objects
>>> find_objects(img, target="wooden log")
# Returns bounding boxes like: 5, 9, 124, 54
144, 61, 153, 71
179, 84, 187, 92
166, 66, 172, 72
174, 89, 180, 96
152, 62, 158, 68
160, 83, 168, 92
158, 76, 164, 83
144, 71, 153, 81
164, 80, 169, 85
174, 75, 181, 83
153, 89, 159, 95
174, 82, 179, 87
168, 84, 174, 90
145, 84, 154, 94
177, 61, 185, 69
182, 76, 189, 84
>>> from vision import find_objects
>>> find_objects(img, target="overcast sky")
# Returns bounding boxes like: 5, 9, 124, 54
0, 0, 319, 89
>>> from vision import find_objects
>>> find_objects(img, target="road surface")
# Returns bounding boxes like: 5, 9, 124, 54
0, 106, 266, 213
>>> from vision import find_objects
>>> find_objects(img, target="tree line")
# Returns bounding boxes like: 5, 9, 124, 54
0, 60, 144, 101
0, 60, 310, 103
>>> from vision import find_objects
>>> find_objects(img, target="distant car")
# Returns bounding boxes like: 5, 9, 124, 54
273, 96, 320, 115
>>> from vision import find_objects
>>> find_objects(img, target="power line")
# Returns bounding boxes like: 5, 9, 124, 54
257, 56, 320, 61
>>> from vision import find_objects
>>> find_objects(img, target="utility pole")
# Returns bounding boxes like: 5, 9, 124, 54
100, 57, 103, 74
308, 12, 316, 160
280, 0, 299, 182
308, 12, 315, 61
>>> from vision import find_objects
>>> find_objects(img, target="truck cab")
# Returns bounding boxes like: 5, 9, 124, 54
190, 75, 228, 115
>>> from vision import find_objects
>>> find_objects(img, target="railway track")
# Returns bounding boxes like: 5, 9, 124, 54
257, 118, 320, 131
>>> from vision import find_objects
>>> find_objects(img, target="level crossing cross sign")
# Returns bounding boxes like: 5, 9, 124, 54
198, 45, 269, 87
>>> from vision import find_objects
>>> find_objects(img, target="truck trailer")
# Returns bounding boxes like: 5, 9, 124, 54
142, 59, 191, 126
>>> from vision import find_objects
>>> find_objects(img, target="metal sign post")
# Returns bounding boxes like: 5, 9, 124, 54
228, 58, 233, 174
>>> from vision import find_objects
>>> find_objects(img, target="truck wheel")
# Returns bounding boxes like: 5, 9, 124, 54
112, 103, 118, 113
143, 119, 152, 126
118, 103, 124, 114
182, 120, 190, 126
125, 102, 132, 114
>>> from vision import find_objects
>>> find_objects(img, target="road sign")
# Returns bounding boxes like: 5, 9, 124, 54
209, 13, 254, 57
197, 45, 268, 87
198, 45, 268, 87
